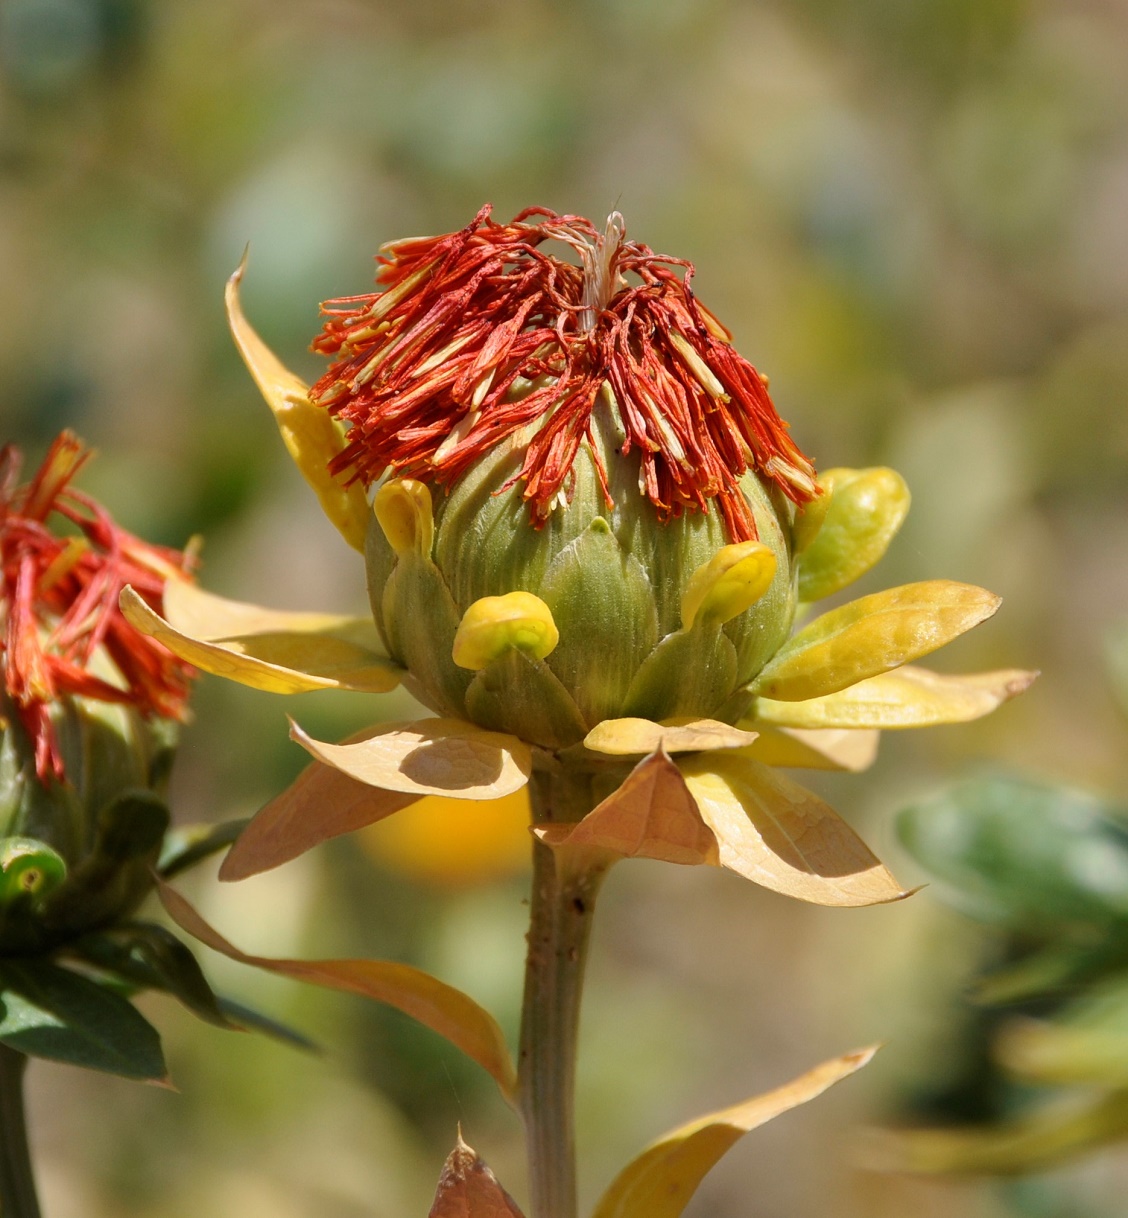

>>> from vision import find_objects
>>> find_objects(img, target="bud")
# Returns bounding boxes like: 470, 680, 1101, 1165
312, 208, 819, 748
0, 433, 194, 953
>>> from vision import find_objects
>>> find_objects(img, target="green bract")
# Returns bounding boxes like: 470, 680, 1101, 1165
366, 409, 796, 750
0, 677, 175, 955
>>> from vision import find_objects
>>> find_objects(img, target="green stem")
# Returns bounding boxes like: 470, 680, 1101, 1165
518, 769, 609, 1218
0, 1045, 41, 1218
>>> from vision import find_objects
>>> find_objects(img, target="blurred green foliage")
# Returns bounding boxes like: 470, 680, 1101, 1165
2, 0, 1127, 1215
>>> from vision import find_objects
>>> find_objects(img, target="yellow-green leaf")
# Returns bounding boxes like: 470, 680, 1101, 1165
678, 753, 908, 906
752, 581, 1002, 702
796, 466, 910, 602
591, 1046, 877, 1218
158, 881, 517, 1101
290, 717, 532, 799
121, 581, 401, 694
583, 718, 758, 757
429, 1132, 526, 1218
537, 751, 719, 867
864, 1091, 1128, 1175
753, 665, 1036, 729
739, 725, 880, 772
226, 256, 370, 552
220, 745, 421, 881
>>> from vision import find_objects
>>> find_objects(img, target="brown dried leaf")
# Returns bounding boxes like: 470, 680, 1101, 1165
290, 717, 532, 800
220, 745, 420, 881
678, 753, 908, 906
583, 718, 758, 757
157, 882, 517, 1100
429, 1132, 526, 1218
591, 1046, 877, 1218
537, 751, 719, 866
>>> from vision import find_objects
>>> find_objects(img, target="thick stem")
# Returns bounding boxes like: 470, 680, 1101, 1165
518, 769, 609, 1218
0, 1045, 41, 1218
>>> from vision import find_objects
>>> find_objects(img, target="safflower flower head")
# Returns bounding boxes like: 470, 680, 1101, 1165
0, 432, 194, 949
123, 207, 1035, 908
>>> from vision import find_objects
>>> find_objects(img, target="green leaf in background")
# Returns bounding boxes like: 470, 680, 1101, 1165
897, 776, 1128, 931
996, 973, 1128, 1086
0, 958, 166, 1081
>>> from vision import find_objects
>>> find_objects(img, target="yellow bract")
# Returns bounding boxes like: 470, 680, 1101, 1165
583, 717, 758, 757
796, 466, 911, 602
752, 664, 1037, 730
120, 582, 401, 695
680, 542, 777, 629
741, 725, 880, 772
373, 478, 434, 557
226, 256, 370, 553
452, 592, 560, 671
753, 580, 1002, 702
678, 752, 908, 906
289, 717, 533, 800
591, 1046, 877, 1218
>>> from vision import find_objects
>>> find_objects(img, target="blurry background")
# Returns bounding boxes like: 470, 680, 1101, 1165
2, 0, 1127, 1214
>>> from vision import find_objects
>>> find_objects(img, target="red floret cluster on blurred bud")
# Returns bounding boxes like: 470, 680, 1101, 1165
1, 431, 196, 781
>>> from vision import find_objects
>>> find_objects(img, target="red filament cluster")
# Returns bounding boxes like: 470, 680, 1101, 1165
1, 432, 195, 781
310, 206, 817, 542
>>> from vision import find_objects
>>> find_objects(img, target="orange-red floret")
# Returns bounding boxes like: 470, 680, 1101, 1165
0, 432, 196, 781
309, 206, 817, 543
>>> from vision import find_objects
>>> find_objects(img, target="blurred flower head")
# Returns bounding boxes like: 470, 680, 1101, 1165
1, 431, 195, 951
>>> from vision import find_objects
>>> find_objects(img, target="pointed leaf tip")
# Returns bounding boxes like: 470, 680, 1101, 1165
220, 746, 421, 881
157, 880, 517, 1101
753, 665, 1037, 731
429, 1135, 527, 1218
591, 1046, 877, 1218
226, 256, 370, 552
538, 750, 719, 867
678, 752, 908, 906
120, 581, 401, 695
754, 580, 1003, 702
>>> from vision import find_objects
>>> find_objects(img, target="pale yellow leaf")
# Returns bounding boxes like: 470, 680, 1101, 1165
290, 717, 532, 799
591, 1046, 877, 1218
753, 580, 1002, 702
220, 742, 421, 881
158, 881, 517, 1101
537, 751, 719, 866
429, 1132, 526, 1218
753, 665, 1037, 729
740, 725, 880, 772
584, 718, 759, 757
121, 583, 401, 694
678, 753, 908, 906
226, 256, 370, 552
